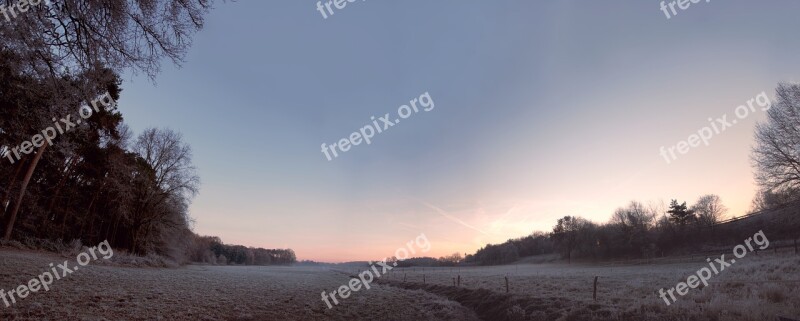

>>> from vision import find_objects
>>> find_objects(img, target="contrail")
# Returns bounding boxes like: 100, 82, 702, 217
422, 202, 489, 235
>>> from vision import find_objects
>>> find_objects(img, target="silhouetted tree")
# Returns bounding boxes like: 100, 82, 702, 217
552, 216, 591, 264
753, 83, 800, 198
692, 194, 727, 227
667, 200, 694, 228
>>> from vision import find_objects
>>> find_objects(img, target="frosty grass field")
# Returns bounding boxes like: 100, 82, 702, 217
0, 249, 797, 320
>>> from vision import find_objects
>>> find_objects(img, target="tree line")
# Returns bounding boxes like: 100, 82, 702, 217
189, 235, 296, 265
0, 1, 295, 265
463, 83, 800, 265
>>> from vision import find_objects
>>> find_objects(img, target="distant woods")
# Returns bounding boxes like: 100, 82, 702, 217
461, 83, 800, 266
190, 236, 296, 265
460, 194, 797, 266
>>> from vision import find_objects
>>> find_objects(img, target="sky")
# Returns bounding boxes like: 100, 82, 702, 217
117, 1, 800, 262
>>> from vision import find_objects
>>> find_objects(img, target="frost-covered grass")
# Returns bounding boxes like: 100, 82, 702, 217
1, 247, 796, 320
0, 249, 478, 321
0, 237, 178, 268
387, 253, 800, 320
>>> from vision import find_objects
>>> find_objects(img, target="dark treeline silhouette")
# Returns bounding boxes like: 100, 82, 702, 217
379, 253, 464, 268
0, 1, 295, 264
189, 235, 296, 265
463, 232, 554, 265
0, 58, 198, 261
462, 196, 799, 266
1, 0, 212, 259
462, 83, 800, 266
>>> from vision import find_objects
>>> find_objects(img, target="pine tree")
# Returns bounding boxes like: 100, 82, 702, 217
667, 199, 694, 227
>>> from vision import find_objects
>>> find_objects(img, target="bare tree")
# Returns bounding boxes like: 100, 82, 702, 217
751, 189, 796, 212
611, 201, 655, 229
752, 83, 800, 197
692, 194, 727, 227
609, 201, 655, 256
134, 128, 200, 199
0, 0, 214, 82
127, 128, 199, 253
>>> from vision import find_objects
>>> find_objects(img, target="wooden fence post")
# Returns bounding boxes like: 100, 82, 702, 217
404, 273, 407, 282
423, 274, 426, 284
457, 275, 461, 287
505, 276, 509, 293
593, 276, 598, 301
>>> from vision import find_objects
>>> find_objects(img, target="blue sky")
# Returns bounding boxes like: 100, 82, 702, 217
118, 1, 800, 262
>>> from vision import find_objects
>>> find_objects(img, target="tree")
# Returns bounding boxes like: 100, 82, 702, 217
667, 200, 694, 227
0, 0, 213, 82
752, 83, 800, 197
610, 201, 655, 257
692, 194, 727, 227
438, 253, 463, 266
128, 128, 199, 254
751, 189, 796, 212
0, 0, 215, 241
1, 65, 123, 240
551, 216, 591, 264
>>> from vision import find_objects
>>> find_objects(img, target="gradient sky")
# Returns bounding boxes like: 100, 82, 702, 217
117, 1, 800, 262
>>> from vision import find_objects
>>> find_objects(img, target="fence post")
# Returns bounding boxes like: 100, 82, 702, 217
404, 273, 407, 282
423, 274, 426, 284
593, 276, 598, 301
457, 275, 461, 287
505, 276, 509, 293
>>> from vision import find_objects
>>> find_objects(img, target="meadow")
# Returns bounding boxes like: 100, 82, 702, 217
1, 248, 797, 320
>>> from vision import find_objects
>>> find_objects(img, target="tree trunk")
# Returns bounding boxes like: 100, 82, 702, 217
2, 158, 26, 216
58, 194, 73, 240
3, 143, 47, 241
110, 213, 121, 244
44, 157, 77, 227
79, 181, 104, 238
